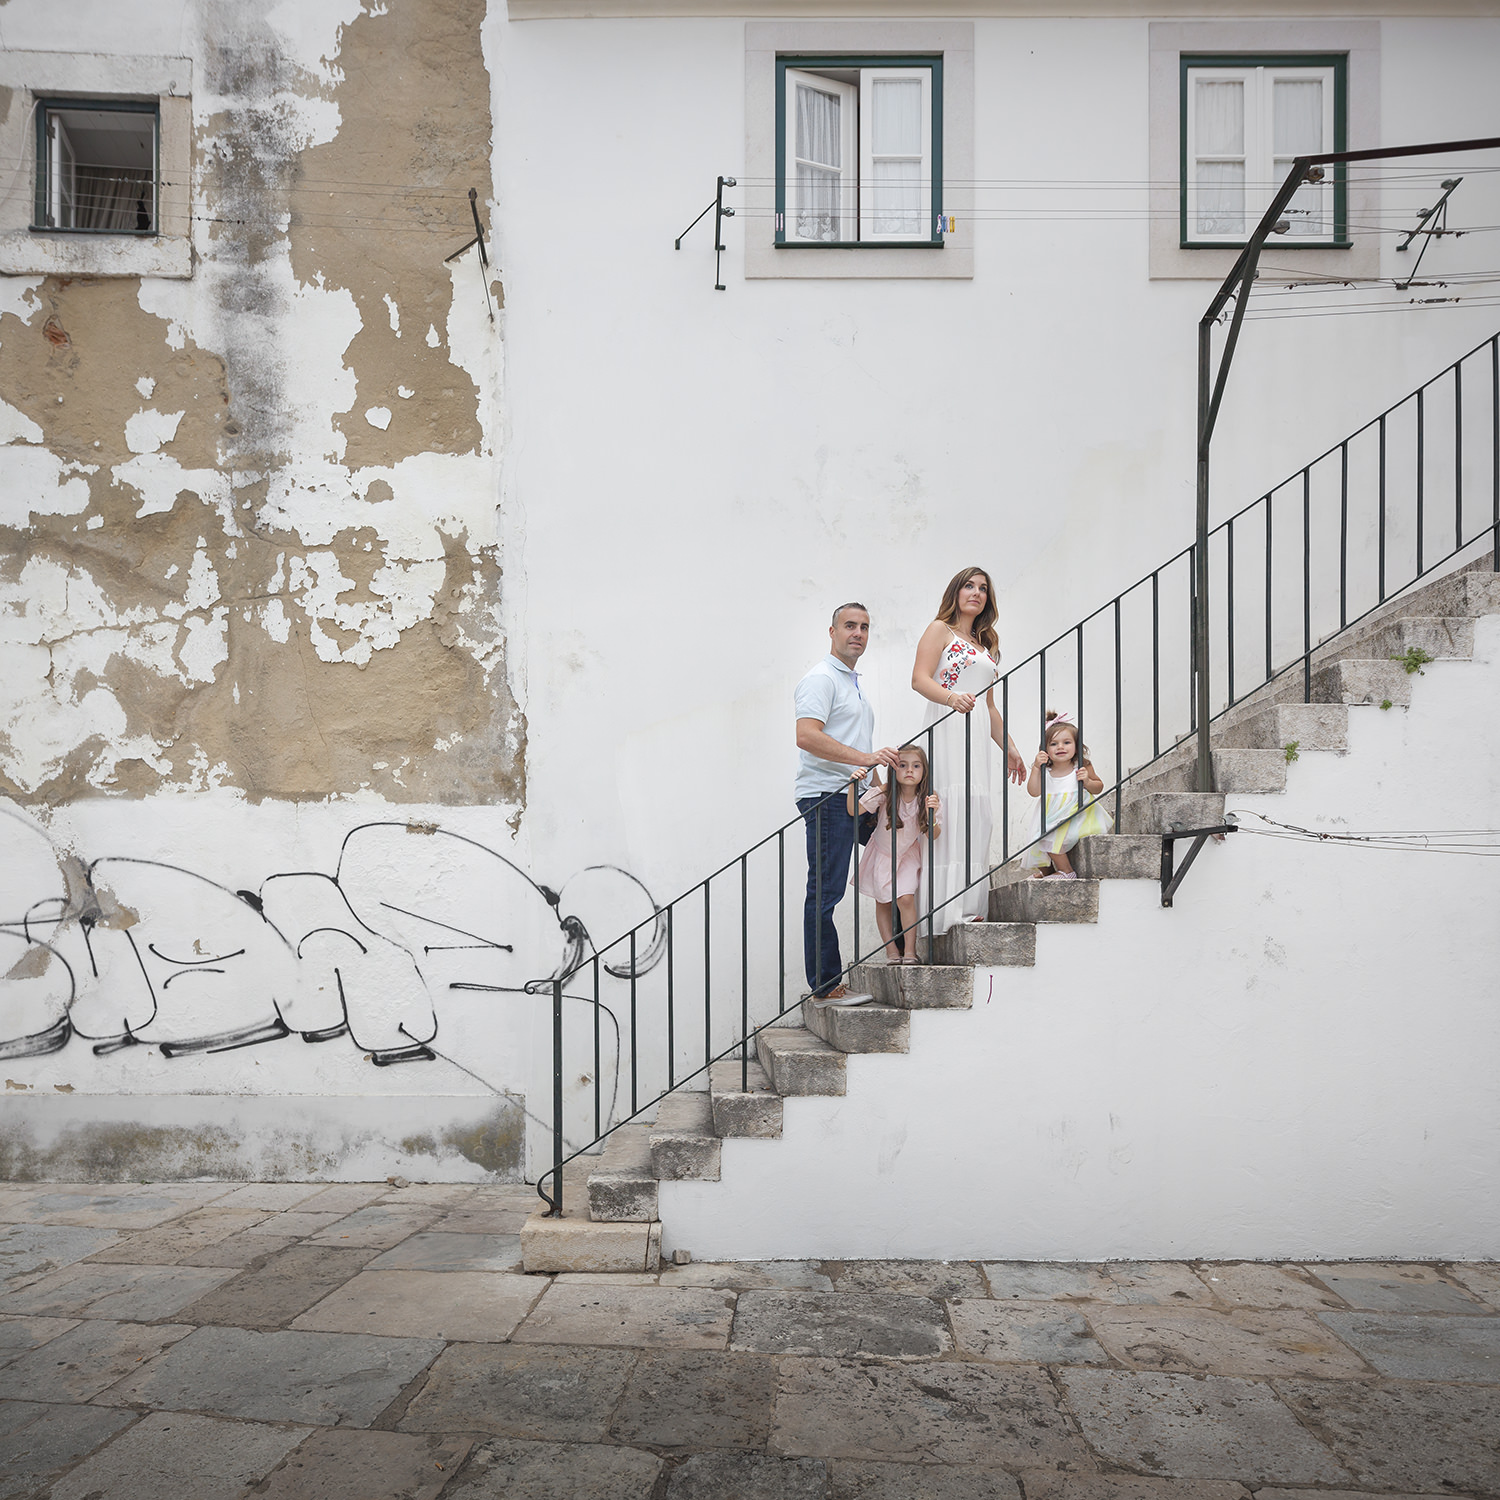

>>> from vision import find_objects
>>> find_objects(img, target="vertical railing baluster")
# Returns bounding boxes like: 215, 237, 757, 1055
1113, 598, 1122, 826
1151, 572, 1160, 759
551, 977, 563, 1217
964, 708, 972, 889
1302, 468, 1312, 703
628, 929, 637, 1117
1039, 647, 1048, 841
1378, 415, 1387, 600
853, 778, 861, 972
1265, 499, 1273, 683
1075, 623, 1084, 761
1455, 361, 1464, 552
1339, 441, 1348, 630
593, 957, 601, 1139
1227, 518, 1236, 707
890, 760, 898, 959
812, 797, 821, 1000
1417, 385, 1426, 577
703, 882, 712, 1074
1188, 545, 1197, 735
666, 905, 675, 1089
776, 831, 785, 1015
1492, 337, 1499, 570
740, 855, 748, 1092
1000, 675, 1010, 864
926, 725, 936, 960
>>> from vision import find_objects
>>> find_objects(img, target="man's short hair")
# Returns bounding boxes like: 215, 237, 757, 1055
831, 602, 869, 627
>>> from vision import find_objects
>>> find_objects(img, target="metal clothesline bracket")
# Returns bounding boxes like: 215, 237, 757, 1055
1160, 819, 1239, 908
675, 175, 737, 290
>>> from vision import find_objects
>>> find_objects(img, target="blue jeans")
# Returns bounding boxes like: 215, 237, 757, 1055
797, 791, 856, 998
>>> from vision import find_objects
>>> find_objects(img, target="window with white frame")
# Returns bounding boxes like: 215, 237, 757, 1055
1181, 54, 1347, 247
777, 56, 942, 248
34, 99, 158, 235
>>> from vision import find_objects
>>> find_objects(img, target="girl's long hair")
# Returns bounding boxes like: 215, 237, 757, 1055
877, 744, 934, 834
1042, 709, 1089, 760
936, 566, 999, 658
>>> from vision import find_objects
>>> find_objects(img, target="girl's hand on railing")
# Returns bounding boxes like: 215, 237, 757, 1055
945, 690, 977, 714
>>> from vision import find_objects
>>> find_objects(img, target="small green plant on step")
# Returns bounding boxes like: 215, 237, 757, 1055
1283, 741, 1300, 764
1391, 646, 1435, 675
1380, 698, 1393, 711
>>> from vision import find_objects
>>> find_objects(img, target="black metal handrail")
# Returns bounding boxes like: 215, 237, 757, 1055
536, 326, 1500, 1215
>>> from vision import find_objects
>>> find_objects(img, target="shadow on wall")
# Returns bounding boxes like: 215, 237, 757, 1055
0, 808, 663, 1082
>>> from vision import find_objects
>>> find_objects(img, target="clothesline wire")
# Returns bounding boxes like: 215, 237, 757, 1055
1229, 810, 1500, 856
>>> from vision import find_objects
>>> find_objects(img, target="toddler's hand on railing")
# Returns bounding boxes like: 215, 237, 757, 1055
925, 794, 941, 811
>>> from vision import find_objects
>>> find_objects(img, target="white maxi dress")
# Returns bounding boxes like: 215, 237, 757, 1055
919, 633, 1000, 936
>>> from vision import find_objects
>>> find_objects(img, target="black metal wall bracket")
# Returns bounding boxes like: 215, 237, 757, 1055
1160, 820, 1238, 908
675, 175, 737, 290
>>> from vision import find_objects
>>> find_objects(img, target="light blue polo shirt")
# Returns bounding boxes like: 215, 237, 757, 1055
794, 654, 875, 799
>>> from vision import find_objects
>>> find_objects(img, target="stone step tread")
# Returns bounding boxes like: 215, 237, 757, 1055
930, 921, 1038, 967
709, 1059, 784, 1140
989, 880, 1101, 924
651, 1090, 713, 1136
591, 1123, 653, 1177
522, 1212, 662, 1273
853, 962, 974, 1010
803, 997, 911, 1053
757, 1026, 848, 1096
649, 1091, 721, 1183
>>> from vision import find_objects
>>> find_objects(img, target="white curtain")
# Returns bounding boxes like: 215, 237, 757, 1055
796, 82, 842, 242
870, 77, 922, 236
73, 168, 151, 232
1274, 79, 1326, 236
1195, 80, 1244, 235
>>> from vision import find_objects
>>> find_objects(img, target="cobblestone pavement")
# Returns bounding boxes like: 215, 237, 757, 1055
1, 1182, 1497, 1498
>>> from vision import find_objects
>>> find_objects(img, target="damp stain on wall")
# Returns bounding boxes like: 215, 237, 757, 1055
0, 0, 522, 810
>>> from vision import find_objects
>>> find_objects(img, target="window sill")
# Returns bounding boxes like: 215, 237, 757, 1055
775, 240, 945, 250
29, 226, 160, 239
0, 229, 190, 279
1180, 239, 1352, 251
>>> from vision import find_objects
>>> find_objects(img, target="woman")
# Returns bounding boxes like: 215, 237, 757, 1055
909, 567, 1026, 937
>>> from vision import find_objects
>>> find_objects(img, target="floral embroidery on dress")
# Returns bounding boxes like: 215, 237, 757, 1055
937, 635, 989, 691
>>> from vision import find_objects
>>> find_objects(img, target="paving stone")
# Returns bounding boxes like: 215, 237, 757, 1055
5, 1190, 213, 1230
555, 1271, 661, 1286
512, 1284, 734, 1350
0, 1400, 135, 1500
445, 1436, 662, 1498
732, 1290, 951, 1359
294, 1184, 390, 1215
1101, 1263, 1217, 1305
45, 1409, 309, 1500
1088, 1306, 1370, 1378
772, 1357, 1091, 1467
666, 1451, 828, 1499
400, 1342, 636, 1440
379, 1184, 481, 1206
1192, 1264, 1346, 1311
1303, 1262, 1487, 1314
659, 1261, 834, 1292
1317, 1311, 1500, 1381
462, 1184, 541, 1210
984, 1263, 1108, 1301
368, 1231, 521, 1271
1058, 1370, 1349, 1483
0, 1224, 121, 1288
425, 1206, 530, 1235
0, 1261, 236, 1320
830, 1460, 1022, 1499
98, 1324, 444, 1425
178, 1232, 301, 1268
245, 1211, 350, 1237
292, 1268, 546, 1341
83, 1209, 274, 1264
1274, 1378, 1500, 1492
832, 1261, 986, 1299
213, 1183, 329, 1211
0, 1318, 192, 1401
0, 1314, 76, 1366
1448, 1261, 1500, 1309
1020, 1479, 1250, 1500
948, 1299, 1109, 1365
177, 1244, 375, 1329
310, 1204, 444, 1249
1257, 1492, 1450, 1500
609, 1350, 778, 1451
254, 1427, 471, 1500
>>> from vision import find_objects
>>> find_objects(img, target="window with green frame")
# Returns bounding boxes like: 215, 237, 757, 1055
34, 99, 159, 235
776, 55, 944, 248
1180, 53, 1347, 248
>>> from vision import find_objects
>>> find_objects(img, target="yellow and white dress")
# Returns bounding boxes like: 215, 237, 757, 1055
1024, 767, 1112, 869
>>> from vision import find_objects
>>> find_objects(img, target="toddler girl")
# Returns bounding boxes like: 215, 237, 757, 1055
849, 744, 941, 963
1024, 710, 1112, 880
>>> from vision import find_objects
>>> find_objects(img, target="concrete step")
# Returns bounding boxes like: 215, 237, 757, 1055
756, 1027, 847, 1096
1216, 703, 1348, 753
1310, 659, 1413, 707
709, 1059, 782, 1139
1072, 834, 1159, 880
1133, 749, 1286, 796
803, 997, 910, 1054
931, 921, 1036, 967
649, 1091, 721, 1182
1401, 566, 1500, 620
988, 880, 1100, 924
1358, 616, 1473, 663
855, 962, 974, 1010
522, 1209, 662, 1273
1121, 791, 1226, 835
586, 1123, 658, 1222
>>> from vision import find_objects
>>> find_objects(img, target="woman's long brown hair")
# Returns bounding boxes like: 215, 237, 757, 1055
936, 566, 999, 658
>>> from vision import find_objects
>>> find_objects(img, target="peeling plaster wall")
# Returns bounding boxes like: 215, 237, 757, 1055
0, 1, 557, 1179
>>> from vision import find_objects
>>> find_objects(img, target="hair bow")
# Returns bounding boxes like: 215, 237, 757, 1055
1048, 710, 1075, 726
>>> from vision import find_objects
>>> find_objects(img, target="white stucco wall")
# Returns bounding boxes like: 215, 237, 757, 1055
659, 612, 1500, 1261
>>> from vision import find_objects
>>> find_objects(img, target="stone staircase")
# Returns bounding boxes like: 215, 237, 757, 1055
520, 559, 1500, 1273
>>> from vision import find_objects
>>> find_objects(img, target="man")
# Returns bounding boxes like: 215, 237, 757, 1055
794, 603, 899, 1004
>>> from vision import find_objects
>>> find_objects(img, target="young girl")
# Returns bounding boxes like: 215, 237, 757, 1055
1024, 710, 1112, 880
849, 744, 942, 963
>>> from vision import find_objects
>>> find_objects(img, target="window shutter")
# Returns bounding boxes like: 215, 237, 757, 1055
859, 68, 931, 242
1270, 68, 1334, 237
785, 70, 856, 244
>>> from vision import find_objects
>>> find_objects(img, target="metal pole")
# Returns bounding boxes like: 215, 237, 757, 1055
550, 978, 563, 1217
1195, 318, 1214, 792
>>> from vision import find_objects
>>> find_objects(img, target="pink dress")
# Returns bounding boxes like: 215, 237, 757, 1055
852, 787, 926, 902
